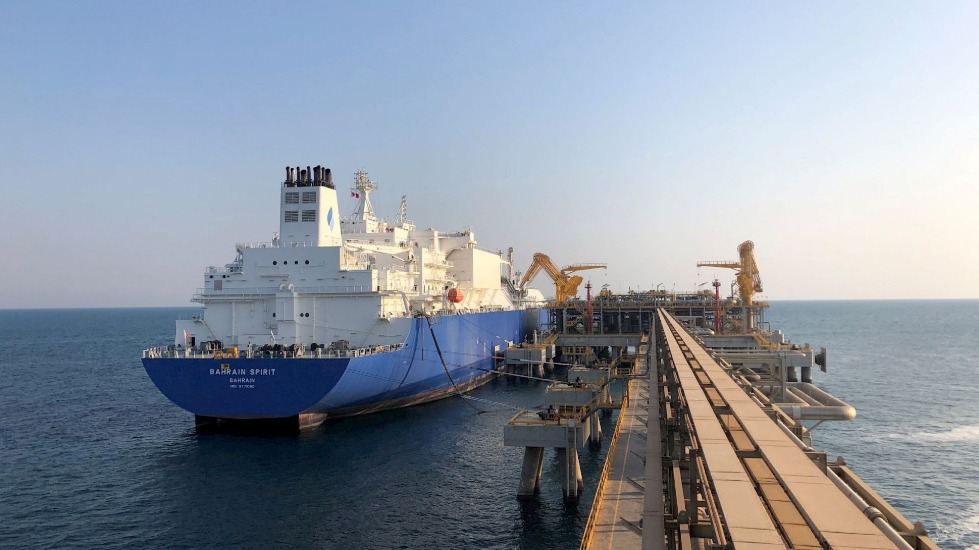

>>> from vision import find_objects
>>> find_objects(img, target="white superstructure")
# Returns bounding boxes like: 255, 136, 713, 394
177, 166, 545, 352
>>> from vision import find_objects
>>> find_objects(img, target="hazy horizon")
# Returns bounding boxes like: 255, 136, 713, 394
3, 2, 977, 308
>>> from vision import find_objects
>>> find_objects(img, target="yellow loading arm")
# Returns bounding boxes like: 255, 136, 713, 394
520, 253, 562, 292
559, 263, 607, 301
520, 253, 606, 304
697, 240, 763, 306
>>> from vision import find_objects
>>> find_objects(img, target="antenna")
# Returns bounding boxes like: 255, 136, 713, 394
351, 171, 377, 221
398, 195, 408, 225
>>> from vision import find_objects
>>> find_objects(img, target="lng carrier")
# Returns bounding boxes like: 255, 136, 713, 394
142, 165, 545, 429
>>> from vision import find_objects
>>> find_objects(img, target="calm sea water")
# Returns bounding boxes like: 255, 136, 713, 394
1, 302, 977, 549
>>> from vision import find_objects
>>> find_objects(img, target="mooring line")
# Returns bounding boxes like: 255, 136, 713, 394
424, 314, 485, 413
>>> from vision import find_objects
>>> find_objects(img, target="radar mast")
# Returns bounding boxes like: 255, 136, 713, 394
351, 171, 377, 222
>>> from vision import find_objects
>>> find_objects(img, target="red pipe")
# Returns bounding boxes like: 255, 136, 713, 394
713, 279, 721, 334
585, 282, 593, 334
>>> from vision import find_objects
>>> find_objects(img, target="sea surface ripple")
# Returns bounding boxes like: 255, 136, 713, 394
1, 302, 976, 548
0, 308, 610, 549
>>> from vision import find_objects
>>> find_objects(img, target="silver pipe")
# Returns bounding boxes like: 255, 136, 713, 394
787, 387, 821, 406
787, 382, 850, 407
775, 419, 814, 452
775, 421, 913, 550
770, 382, 856, 420
734, 365, 761, 381
779, 404, 856, 421
778, 390, 807, 404
826, 468, 914, 550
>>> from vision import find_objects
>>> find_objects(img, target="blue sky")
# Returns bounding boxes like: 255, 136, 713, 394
2, 2, 978, 307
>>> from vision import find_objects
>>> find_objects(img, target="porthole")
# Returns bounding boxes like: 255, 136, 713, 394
272, 313, 276, 318
294, 261, 298, 265
273, 261, 277, 265
305, 260, 309, 265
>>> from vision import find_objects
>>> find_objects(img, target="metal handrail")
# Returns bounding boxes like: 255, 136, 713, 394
578, 388, 631, 550
142, 342, 406, 360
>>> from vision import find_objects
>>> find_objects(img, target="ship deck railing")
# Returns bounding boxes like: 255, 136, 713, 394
142, 342, 407, 360
236, 240, 321, 249
193, 285, 379, 301
206, 265, 243, 274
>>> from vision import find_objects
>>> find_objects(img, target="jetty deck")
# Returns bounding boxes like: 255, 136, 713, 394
578, 309, 939, 550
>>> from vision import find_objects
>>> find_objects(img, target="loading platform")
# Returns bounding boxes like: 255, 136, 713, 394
579, 309, 939, 550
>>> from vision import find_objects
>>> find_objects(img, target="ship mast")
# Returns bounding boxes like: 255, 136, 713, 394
351, 171, 377, 222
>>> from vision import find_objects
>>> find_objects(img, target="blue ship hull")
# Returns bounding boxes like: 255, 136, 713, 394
142, 310, 541, 422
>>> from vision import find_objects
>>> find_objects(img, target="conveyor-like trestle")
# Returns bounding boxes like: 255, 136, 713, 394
656, 310, 899, 548
582, 310, 932, 550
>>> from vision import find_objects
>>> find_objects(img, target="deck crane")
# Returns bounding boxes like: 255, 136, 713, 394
519, 253, 606, 304
697, 240, 763, 331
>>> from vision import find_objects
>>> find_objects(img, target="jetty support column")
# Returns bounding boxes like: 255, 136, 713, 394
587, 412, 602, 450
559, 420, 584, 504
518, 447, 545, 499
533, 361, 544, 378
505, 347, 546, 380
504, 410, 588, 504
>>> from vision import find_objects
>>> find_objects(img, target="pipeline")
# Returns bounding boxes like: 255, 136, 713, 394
786, 387, 821, 406
734, 365, 762, 382
775, 419, 814, 452
826, 467, 914, 550
773, 419, 913, 550
767, 382, 856, 421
